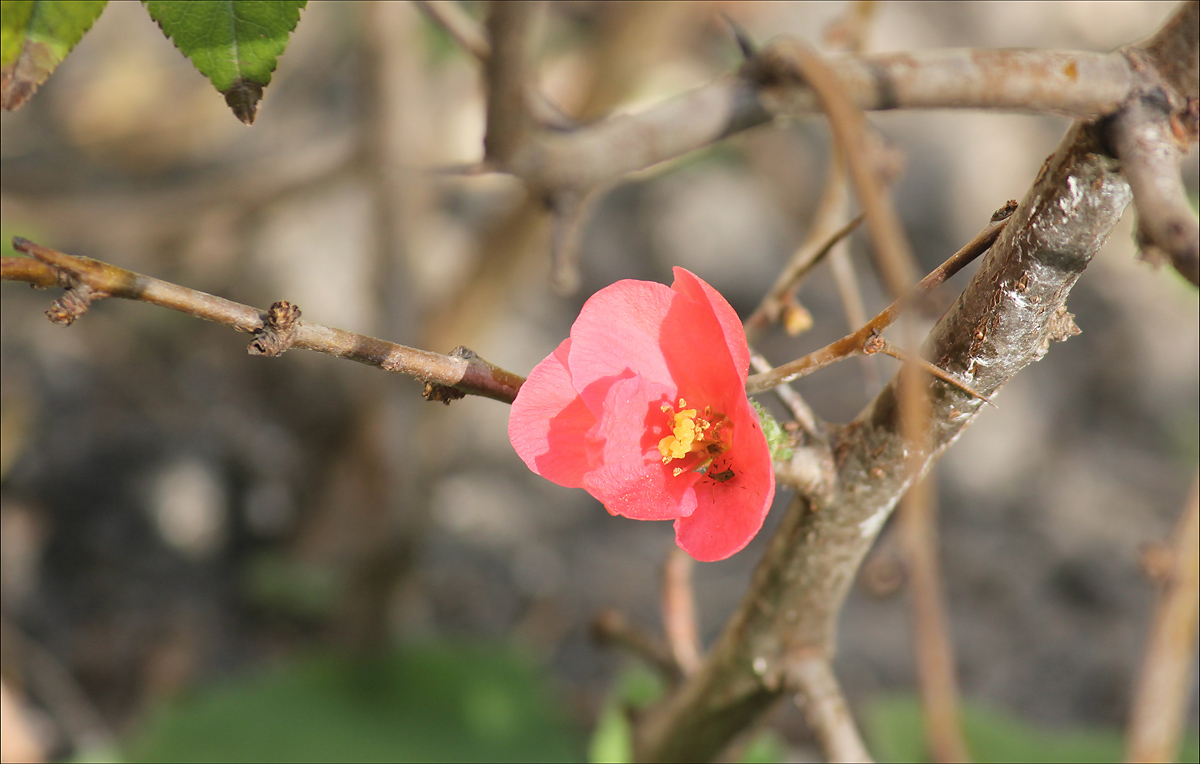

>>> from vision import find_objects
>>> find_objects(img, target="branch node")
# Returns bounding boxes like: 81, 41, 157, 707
423, 346, 475, 404
47, 284, 108, 326
248, 300, 302, 357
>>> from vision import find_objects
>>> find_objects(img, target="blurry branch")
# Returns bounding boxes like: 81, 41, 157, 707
898, 475, 971, 763
1, 238, 524, 404
483, 1, 536, 168
1125, 471, 1200, 763
788, 656, 873, 764
745, 208, 1012, 396
662, 548, 702, 677
1105, 91, 1200, 286
591, 609, 682, 683
751, 40, 920, 300
414, 0, 490, 60
505, 48, 1136, 196
1, 620, 114, 755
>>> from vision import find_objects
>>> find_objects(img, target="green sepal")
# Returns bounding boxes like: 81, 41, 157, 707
752, 399, 793, 463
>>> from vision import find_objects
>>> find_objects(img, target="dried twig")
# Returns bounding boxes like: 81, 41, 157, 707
746, 208, 1012, 395
2, 239, 524, 403
1125, 470, 1200, 763
744, 214, 864, 344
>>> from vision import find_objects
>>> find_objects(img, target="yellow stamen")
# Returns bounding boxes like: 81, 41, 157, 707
657, 398, 731, 472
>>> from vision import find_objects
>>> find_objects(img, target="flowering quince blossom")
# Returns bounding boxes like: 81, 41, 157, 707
508, 268, 775, 562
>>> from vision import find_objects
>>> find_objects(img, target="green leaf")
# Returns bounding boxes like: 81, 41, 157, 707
142, 0, 306, 124
123, 644, 584, 763
1, 0, 107, 110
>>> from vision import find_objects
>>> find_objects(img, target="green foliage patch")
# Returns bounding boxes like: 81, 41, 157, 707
120, 644, 584, 763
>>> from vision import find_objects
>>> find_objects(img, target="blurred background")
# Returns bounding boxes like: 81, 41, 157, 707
1, 1, 1197, 761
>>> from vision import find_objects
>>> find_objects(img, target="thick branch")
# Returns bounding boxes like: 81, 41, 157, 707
2, 239, 524, 403
507, 49, 1134, 194
637, 118, 1133, 764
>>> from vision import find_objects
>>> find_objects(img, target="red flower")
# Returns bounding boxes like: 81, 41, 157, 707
509, 268, 775, 561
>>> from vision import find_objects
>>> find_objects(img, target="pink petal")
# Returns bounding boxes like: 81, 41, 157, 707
671, 268, 750, 377
566, 278, 675, 394
508, 339, 597, 488
580, 375, 697, 521
673, 393, 775, 561
659, 269, 751, 410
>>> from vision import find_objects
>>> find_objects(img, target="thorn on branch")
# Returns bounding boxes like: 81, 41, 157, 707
248, 301, 302, 357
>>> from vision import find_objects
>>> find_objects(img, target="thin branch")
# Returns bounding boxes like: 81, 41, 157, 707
751, 46, 1135, 121
749, 351, 819, 437
662, 548, 702, 677
744, 214, 864, 344
2, 239, 524, 403
869, 337, 995, 406
1106, 92, 1199, 286
788, 655, 874, 764
413, 0, 490, 61
1125, 470, 1200, 764
746, 207, 1012, 395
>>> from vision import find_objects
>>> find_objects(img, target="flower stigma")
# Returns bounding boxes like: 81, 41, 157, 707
657, 398, 730, 477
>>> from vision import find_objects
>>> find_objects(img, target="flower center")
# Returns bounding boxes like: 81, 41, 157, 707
657, 398, 730, 477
